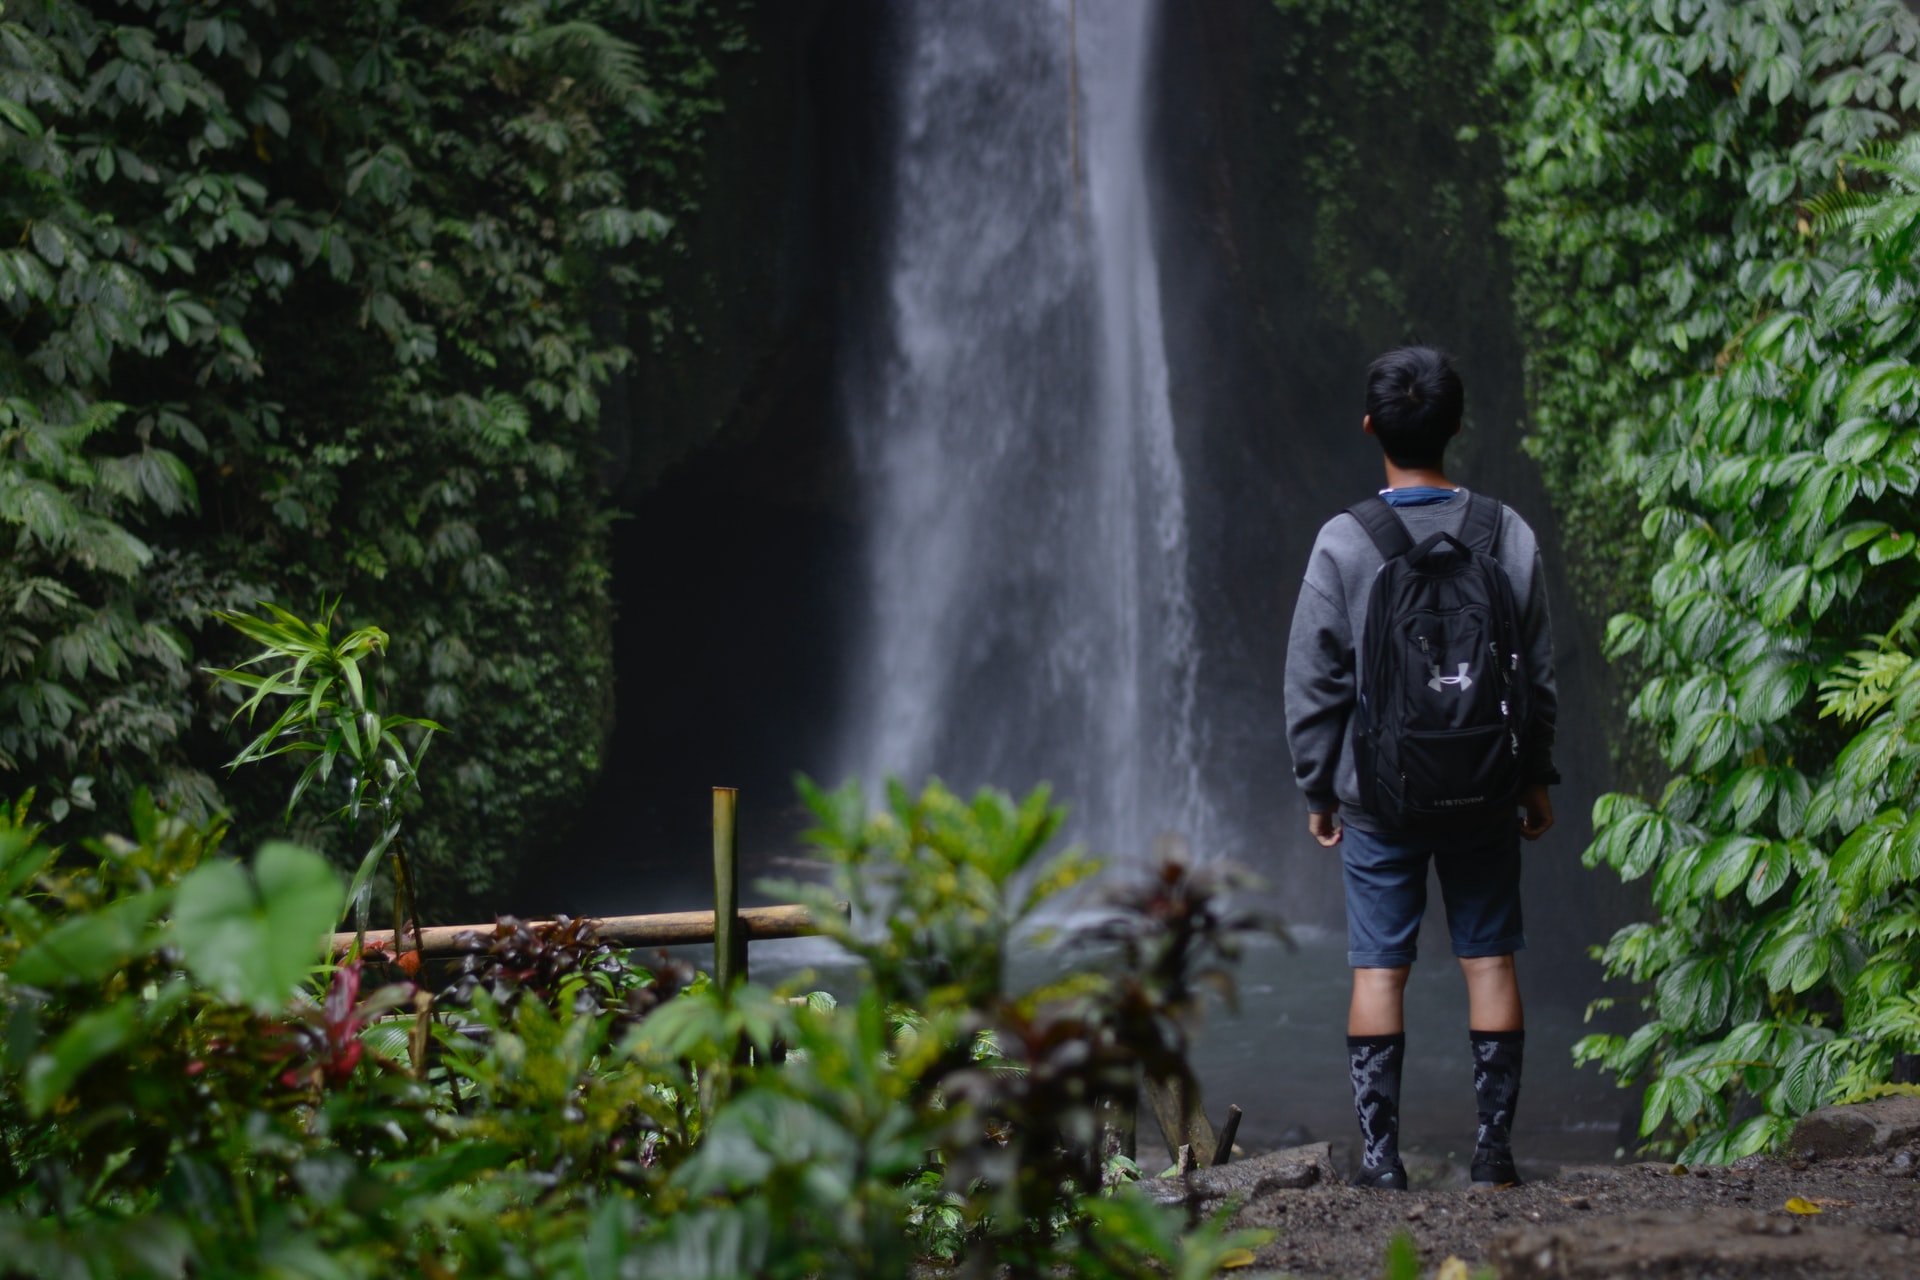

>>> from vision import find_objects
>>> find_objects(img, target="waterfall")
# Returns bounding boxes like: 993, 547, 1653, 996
838, 0, 1214, 860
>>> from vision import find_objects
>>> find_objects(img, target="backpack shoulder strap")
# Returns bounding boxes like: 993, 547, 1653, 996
1345, 496, 1414, 560
1459, 493, 1502, 555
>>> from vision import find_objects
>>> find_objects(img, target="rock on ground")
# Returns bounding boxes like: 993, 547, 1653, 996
1790, 1096, 1920, 1159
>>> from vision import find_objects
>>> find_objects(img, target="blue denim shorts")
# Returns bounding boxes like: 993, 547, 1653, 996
1341, 818, 1525, 968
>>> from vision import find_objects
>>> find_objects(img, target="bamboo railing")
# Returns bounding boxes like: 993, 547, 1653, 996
330, 787, 838, 985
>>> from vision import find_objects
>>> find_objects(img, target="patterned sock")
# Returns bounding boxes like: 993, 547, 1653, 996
1348, 1033, 1405, 1171
1470, 1028, 1525, 1157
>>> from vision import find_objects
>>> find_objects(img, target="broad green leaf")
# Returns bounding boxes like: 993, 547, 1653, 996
10, 891, 164, 987
0, 96, 44, 139
172, 842, 343, 1012
1747, 842, 1793, 903
1700, 836, 1767, 899
1657, 955, 1732, 1031
1776, 1040, 1839, 1114
1605, 613, 1650, 658
1757, 565, 1811, 626
1761, 929, 1834, 994
1869, 530, 1916, 564
1823, 418, 1893, 464
1735, 657, 1812, 723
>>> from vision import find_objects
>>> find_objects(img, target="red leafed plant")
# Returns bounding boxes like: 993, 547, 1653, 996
279, 959, 415, 1088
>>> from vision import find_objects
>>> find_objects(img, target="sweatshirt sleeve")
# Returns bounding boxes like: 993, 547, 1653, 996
1521, 547, 1561, 786
1284, 552, 1355, 813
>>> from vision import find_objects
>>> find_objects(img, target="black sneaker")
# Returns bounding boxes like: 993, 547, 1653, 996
1470, 1147, 1521, 1188
1349, 1161, 1409, 1191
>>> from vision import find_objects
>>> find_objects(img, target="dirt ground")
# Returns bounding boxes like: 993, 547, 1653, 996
1232, 1148, 1920, 1278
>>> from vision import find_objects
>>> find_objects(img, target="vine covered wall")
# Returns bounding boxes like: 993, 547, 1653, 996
1, 0, 742, 913
1500, 0, 1920, 1156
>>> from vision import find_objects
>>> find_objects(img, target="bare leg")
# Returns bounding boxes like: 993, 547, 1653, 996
1349, 965, 1411, 1036
1458, 954, 1523, 1031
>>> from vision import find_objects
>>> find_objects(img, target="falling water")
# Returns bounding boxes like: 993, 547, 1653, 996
838, 0, 1214, 859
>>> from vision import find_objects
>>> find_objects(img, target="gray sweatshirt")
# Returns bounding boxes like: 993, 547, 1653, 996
1283, 489, 1559, 832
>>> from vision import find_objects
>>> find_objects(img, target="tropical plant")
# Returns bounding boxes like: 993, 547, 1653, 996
206, 601, 440, 939
1571, 124, 1920, 1160
0, 774, 1276, 1277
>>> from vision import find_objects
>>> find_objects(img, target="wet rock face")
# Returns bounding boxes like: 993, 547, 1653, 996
1489, 1208, 1920, 1280
1790, 1097, 1920, 1159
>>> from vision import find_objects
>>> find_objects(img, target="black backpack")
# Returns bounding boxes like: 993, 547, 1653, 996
1348, 494, 1531, 831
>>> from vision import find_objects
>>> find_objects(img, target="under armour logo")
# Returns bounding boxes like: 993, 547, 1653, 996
1429, 663, 1473, 692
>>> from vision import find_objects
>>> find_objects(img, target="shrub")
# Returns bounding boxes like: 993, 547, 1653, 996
1525, 31, 1920, 1158
0, 777, 1275, 1275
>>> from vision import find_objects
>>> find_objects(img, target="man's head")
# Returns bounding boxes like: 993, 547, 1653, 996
1364, 346, 1463, 469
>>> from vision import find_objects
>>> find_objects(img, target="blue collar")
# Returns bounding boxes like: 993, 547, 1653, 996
1379, 486, 1462, 508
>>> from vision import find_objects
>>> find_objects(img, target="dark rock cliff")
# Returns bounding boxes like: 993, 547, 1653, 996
532, 3, 891, 913
1147, 1, 1631, 958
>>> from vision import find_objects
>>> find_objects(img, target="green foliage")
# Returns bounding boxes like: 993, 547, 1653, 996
770, 778, 1277, 1275
171, 840, 343, 1013
0, 778, 1275, 1276
1497, 0, 1920, 775
1527, 2, 1920, 1158
207, 601, 440, 935
2, 0, 731, 911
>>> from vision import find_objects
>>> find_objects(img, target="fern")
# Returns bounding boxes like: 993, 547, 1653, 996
1819, 648, 1915, 723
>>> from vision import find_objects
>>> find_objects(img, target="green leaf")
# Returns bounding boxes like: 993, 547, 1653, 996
1813, 520, 1889, 569
1869, 530, 1916, 565
1757, 565, 1811, 626
340, 654, 365, 711
1823, 418, 1893, 465
0, 827, 56, 896
343, 823, 399, 935
1831, 807, 1904, 907
1761, 928, 1833, 994
1735, 657, 1812, 723
1777, 1040, 1839, 1114
1747, 842, 1793, 904
23, 1003, 138, 1115
0, 96, 45, 139
1605, 613, 1650, 658
10, 891, 165, 987
1657, 955, 1732, 1030
1699, 836, 1767, 899
171, 843, 343, 1013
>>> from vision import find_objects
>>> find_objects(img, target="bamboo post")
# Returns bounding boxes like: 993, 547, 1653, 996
712, 786, 743, 991
1145, 1073, 1216, 1169
1211, 1103, 1243, 1167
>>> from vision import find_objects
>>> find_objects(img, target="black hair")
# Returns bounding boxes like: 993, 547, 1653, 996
1364, 345, 1463, 469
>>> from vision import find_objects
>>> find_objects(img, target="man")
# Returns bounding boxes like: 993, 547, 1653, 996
1283, 345, 1559, 1190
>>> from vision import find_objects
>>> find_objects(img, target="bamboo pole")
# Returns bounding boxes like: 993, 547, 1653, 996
713, 785, 743, 991
331, 902, 833, 961
1145, 1074, 1217, 1169
1211, 1103, 1243, 1167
